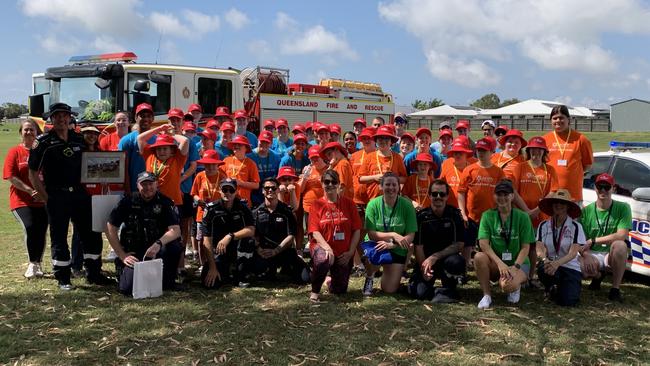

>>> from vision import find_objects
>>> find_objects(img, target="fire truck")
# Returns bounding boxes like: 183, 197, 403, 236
29, 52, 395, 132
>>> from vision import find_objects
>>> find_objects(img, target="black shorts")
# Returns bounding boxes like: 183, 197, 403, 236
180, 193, 196, 219
390, 252, 407, 265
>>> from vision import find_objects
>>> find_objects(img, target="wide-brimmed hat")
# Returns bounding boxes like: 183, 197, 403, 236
373, 125, 398, 143
148, 134, 178, 150
498, 129, 527, 148
80, 125, 100, 134
277, 166, 298, 180
227, 135, 252, 153
447, 137, 473, 156
358, 127, 376, 140
410, 152, 437, 171
196, 150, 224, 165
320, 142, 347, 159
44, 103, 78, 119
538, 189, 581, 218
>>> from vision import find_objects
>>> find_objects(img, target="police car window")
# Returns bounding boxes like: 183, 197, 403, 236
583, 156, 612, 189
610, 158, 650, 197
127, 73, 171, 116
197, 77, 232, 116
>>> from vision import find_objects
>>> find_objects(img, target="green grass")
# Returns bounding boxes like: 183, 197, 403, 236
1, 124, 650, 365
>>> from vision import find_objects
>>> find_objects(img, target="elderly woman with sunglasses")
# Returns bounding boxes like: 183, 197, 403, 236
475, 180, 535, 309
307, 170, 361, 302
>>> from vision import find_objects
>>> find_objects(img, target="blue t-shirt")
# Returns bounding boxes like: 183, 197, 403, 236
248, 150, 282, 207
244, 131, 258, 149
180, 137, 200, 194
271, 136, 293, 155
403, 148, 443, 177
118, 131, 155, 192
279, 153, 310, 175
215, 141, 232, 159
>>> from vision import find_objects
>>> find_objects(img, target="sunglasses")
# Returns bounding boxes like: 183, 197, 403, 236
596, 184, 612, 191
263, 186, 278, 192
323, 179, 339, 186
221, 186, 236, 194
429, 191, 447, 197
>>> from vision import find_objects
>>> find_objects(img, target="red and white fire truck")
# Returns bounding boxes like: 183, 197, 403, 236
30, 52, 395, 132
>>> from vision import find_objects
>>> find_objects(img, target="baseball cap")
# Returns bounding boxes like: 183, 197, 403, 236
220, 178, 237, 189
494, 180, 514, 194
182, 121, 196, 132
475, 138, 494, 151
481, 120, 496, 129
595, 173, 615, 186
168, 108, 184, 119
135, 103, 153, 116
233, 110, 248, 119
187, 103, 202, 113
137, 171, 157, 184
455, 120, 470, 130
439, 120, 451, 129
394, 112, 408, 124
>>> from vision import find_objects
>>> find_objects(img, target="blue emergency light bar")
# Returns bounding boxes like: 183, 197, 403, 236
610, 141, 650, 149
69, 52, 137, 64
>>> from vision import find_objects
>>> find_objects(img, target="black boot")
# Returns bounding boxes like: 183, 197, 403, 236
85, 259, 116, 286
54, 265, 74, 290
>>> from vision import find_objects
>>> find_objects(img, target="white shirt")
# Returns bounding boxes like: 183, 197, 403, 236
536, 216, 586, 272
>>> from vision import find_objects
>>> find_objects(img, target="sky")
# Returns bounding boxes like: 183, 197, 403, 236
3, 0, 650, 109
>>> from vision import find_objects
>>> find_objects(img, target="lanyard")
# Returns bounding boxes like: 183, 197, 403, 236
594, 203, 614, 237
151, 158, 167, 178
381, 198, 399, 232
551, 217, 568, 255
498, 210, 514, 251
375, 151, 393, 174
230, 157, 246, 177
415, 176, 430, 205
527, 161, 548, 195
360, 150, 365, 165
553, 127, 572, 159
203, 174, 221, 200
497, 153, 518, 169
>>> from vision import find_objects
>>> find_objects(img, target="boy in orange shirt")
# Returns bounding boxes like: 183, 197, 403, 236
491, 129, 526, 179
358, 126, 407, 201
137, 124, 189, 206
457, 138, 505, 266
349, 127, 376, 209
223, 135, 260, 206
191, 149, 226, 259
402, 153, 437, 211
439, 138, 476, 208
320, 142, 354, 199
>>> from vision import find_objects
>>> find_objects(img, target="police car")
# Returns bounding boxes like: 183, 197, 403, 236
582, 141, 650, 277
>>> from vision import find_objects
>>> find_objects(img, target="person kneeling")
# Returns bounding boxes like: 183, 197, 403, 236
251, 177, 308, 283
409, 180, 466, 303
201, 178, 256, 289
475, 180, 535, 309
106, 172, 183, 296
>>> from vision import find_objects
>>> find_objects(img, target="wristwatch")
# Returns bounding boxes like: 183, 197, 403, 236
155, 239, 163, 247
514, 263, 521, 269
228, 232, 236, 240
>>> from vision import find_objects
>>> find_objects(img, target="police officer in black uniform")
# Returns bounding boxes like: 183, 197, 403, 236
105, 172, 183, 295
251, 177, 308, 283
409, 179, 466, 303
201, 178, 256, 288
28, 103, 110, 290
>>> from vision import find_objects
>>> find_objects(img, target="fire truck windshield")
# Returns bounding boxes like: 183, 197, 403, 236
50, 76, 118, 122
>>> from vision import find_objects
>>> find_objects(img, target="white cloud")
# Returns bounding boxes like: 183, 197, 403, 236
248, 40, 272, 57
378, 0, 650, 87
281, 25, 358, 60
274, 12, 298, 30
426, 50, 499, 88
149, 10, 220, 39
150, 12, 192, 38
92, 36, 125, 52
21, 0, 143, 37
224, 8, 250, 30
38, 34, 80, 55
182, 9, 220, 33
159, 41, 183, 65
554, 96, 573, 105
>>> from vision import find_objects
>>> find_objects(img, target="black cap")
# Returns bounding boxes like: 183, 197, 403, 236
494, 180, 514, 194
137, 171, 157, 184
44, 103, 78, 120
220, 178, 237, 189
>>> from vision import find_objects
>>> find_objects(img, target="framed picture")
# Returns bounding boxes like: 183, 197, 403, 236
81, 151, 126, 184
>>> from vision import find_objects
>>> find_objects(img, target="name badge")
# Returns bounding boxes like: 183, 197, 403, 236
501, 251, 512, 261
334, 232, 345, 241
557, 159, 568, 167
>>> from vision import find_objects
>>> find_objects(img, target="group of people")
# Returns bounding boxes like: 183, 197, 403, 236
4, 102, 632, 307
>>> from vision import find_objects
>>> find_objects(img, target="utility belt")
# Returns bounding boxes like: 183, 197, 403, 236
46, 185, 85, 194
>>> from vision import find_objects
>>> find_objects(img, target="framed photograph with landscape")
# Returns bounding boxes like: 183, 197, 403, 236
81, 151, 126, 184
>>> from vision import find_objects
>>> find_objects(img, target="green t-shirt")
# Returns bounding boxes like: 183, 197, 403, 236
364, 196, 418, 256
478, 208, 535, 266
580, 200, 632, 253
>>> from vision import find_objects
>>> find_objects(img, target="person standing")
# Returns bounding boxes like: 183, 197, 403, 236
119, 103, 155, 192
4, 119, 47, 278
99, 111, 130, 151
223, 135, 260, 206
233, 110, 258, 149
320, 142, 354, 200
358, 126, 407, 202
491, 129, 526, 178
543, 105, 593, 202
439, 138, 475, 209
28, 103, 111, 290
249, 131, 281, 207
271, 118, 293, 155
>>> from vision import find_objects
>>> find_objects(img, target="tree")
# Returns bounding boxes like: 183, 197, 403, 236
411, 98, 444, 110
1, 103, 28, 119
470, 93, 501, 109
500, 98, 520, 107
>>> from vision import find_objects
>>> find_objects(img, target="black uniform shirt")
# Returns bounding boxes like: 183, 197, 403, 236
202, 198, 254, 241
109, 192, 180, 254
253, 200, 297, 249
28, 131, 86, 189
414, 205, 464, 258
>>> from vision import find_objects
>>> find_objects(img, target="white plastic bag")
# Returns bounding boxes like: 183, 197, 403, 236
91, 195, 121, 232
132, 258, 163, 299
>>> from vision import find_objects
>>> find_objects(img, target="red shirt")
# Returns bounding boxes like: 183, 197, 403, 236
99, 132, 122, 151
3, 144, 44, 210
308, 196, 362, 256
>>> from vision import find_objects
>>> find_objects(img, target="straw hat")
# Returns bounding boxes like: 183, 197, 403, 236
538, 189, 581, 219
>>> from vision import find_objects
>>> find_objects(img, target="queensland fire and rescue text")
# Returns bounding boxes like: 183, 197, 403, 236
272, 97, 386, 112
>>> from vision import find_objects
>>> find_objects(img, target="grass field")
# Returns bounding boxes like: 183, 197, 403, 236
1, 124, 650, 365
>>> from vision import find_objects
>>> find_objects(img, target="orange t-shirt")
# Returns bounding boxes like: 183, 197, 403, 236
223, 156, 260, 206
439, 158, 474, 208
143, 150, 187, 205
458, 162, 505, 223
349, 149, 371, 205
278, 183, 302, 209
491, 152, 525, 180
402, 174, 432, 208
357, 151, 407, 201
191, 170, 226, 221
99, 132, 122, 151
302, 167, 326, 213
331, 158, 354, 200
510, 161, 559, 227
543, 129, 593, 201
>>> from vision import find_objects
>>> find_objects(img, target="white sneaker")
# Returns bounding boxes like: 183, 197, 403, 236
34, 263, 44, 277
106, 249, 118, 261
477, 295, 492, 309
507, 287, 521, 304
24, 263, 37, 279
